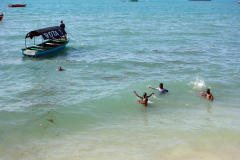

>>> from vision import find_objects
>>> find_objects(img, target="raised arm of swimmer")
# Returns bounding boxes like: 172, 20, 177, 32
133, 90, 143, 99
148, 87, 157, 90
146, 93, 154, 98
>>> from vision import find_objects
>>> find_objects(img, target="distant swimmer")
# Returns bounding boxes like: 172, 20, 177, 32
200, 88, 214, 100
58, 66, 64, 71
148, 83, 169, 93
60, 20, 65, 29
133, 90, 154, 106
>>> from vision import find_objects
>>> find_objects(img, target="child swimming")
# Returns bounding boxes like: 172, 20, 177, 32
133, 90, 154, 106
200, 88, 214, 100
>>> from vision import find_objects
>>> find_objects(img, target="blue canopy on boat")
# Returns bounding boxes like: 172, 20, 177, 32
25, 26, 67, 40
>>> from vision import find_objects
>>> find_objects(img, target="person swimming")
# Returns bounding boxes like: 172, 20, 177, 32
58, 66, 64, 71
148, 83, 169, 93
133, 90, 154, 106
200, 88, 214, 100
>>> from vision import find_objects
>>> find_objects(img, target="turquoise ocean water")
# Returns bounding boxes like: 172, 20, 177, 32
0, 0, 240, 159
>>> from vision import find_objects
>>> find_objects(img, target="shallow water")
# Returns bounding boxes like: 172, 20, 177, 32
0, 0, 240, 159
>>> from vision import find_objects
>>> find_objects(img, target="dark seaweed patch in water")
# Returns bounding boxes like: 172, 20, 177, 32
102, 76, 120, 79
47, 119, 54, 123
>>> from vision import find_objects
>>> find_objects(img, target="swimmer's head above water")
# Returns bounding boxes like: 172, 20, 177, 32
58, 66, 64, 71
206, 88, 210, 94
159, 83, 163, 89
143, 92, 147, 98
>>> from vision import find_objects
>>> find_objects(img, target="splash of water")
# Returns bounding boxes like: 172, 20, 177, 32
152, 94, 162, 100
189, 77, 206, 89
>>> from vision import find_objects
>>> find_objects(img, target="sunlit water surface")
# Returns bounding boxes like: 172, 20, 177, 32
0, 0, 240, 159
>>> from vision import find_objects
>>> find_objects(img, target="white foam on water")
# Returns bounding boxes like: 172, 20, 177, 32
189, 77, 206, 89
152, 94, 162, 100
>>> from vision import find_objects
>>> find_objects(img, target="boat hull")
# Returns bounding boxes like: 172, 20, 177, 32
21, 39, 69, 57
0, 14, 3, 21
8, 4, 26, 7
